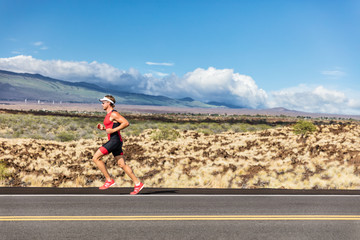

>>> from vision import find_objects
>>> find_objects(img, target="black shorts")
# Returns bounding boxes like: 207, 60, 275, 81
99, 139, 123, 157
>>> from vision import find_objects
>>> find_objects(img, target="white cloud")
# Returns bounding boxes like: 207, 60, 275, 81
269, 85, 360, 115
33, 41, 44, 46
146, 62, 174, 66
183, 67, 267, 108
0, 55, 126, 83
141, 67, 268, 108
32, 41, 48, 51
321, 69, 346, 79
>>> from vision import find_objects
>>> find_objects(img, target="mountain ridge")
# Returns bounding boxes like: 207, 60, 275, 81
0, 69, 219, 108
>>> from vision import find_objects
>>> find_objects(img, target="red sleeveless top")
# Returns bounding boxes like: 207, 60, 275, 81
103, 110, 123, 141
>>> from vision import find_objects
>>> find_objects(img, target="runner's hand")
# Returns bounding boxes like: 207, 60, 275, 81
97, 123, 105, 130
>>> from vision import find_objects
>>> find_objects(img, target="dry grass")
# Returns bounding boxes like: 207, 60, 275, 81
1, 122, 360, 189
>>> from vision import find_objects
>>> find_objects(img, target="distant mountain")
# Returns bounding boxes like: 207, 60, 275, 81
207, 101, 244, 108
0, 70, 218, 108
178, 97, 194, 102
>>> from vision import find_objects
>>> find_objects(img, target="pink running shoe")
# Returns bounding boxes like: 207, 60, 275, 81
99, 179, 115, 190
130, 182, 144, 195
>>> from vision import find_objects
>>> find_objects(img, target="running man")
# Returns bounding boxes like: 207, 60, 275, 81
93, 95, 144, 195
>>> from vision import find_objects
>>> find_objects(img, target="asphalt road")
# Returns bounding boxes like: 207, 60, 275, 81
1, 191, 360, 240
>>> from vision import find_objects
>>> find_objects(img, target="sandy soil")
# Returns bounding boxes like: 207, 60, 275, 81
1, 123, 360, 189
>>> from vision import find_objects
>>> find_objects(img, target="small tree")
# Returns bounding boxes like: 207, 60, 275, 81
293, 120, 317, 137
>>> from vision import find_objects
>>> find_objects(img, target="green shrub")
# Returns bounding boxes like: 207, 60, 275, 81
207, 123, 224, 134
151, 128, 180, 141
197, 128, 213, 135
293, 120, 317, 136
0, 162, 9, 180
56, 131, 77, 142
127, 128, 142, 136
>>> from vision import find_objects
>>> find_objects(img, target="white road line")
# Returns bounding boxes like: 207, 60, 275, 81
2, 215, 360, 221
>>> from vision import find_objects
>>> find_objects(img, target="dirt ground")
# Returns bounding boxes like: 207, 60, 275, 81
1, 123, 360, 189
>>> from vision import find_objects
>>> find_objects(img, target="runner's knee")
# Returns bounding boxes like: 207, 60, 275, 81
117, 159, 126, 168
93, 150, 103, 162
92, 156, 100, 163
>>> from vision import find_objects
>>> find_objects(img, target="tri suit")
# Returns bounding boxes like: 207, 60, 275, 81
99, 110, 123, 156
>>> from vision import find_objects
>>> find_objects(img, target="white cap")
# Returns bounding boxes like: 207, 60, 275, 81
99, 97, 114, 104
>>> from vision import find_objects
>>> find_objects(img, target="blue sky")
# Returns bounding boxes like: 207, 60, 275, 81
1, 0, 359, 114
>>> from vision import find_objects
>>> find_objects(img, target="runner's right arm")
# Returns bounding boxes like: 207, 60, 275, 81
97, 123, 105, 130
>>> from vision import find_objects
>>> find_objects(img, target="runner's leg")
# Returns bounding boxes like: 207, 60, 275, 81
93, 149, 112, 181
116, 155, 140, 184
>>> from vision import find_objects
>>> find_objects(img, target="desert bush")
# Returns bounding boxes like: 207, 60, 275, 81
151, 127, 180, 141
197, 128, 213, 135
56, 131, 77, 142
206, 122, 224, 134
67, 124, 78, 131
293, 120, 317, 136
0, 162, 9, 180
127, 128, 142, 136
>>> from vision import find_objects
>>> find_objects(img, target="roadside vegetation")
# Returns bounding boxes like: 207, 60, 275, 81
0, 161, 9, 183
151, 127, 181, 141
0, 113, 103, 141
1, 110, 360, 189
293, 120, 317, 137
0, 112, 274, 141
2, 121, 360, 189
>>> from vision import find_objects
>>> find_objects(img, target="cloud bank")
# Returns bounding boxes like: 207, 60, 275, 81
0, 55, 359, 114
269, 85, 360, 115
0, 55, 126, 83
